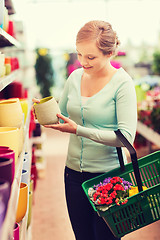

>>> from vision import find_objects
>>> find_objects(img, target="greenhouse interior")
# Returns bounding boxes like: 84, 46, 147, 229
0, 0, 160, 240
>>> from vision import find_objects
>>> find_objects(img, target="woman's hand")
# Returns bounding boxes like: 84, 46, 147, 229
31, 98, 40, 119
44, 113, 77, 134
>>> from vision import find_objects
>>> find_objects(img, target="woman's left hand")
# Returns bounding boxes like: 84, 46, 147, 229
44, 113, 77, 134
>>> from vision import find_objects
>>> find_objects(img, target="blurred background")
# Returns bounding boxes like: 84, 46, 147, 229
0, 0, 160, 240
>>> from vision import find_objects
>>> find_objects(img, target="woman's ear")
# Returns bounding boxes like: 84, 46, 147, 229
107, 52, 113, 58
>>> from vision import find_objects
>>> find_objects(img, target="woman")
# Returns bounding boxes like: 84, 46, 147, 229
33, 20, 137, 240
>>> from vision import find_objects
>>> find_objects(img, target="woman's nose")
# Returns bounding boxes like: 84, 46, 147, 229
80, 57, 88, 66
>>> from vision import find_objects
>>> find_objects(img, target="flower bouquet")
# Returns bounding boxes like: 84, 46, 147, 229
88, 176, 132, 211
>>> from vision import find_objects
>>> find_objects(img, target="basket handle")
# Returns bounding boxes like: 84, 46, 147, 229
115, 130, 143, 192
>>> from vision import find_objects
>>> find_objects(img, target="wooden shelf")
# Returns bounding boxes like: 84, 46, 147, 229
0, 69, 20, 91
0, 28, 21, 48
1, 100, 32, 240
137, 121, 160, 147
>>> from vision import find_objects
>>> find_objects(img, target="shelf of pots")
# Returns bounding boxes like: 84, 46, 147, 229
137, 120, 160, 147
1, 99, 32, 240
0, 69, 20, 91
0, 28, 21, 48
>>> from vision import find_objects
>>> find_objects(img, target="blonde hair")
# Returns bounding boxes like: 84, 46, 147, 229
76, 20, 120, 56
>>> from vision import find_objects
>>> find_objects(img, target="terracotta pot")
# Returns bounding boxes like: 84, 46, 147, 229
0, 127, 19, 164
0, 98, 23, 128
16, 182, 28, 223
34, 96, 61, 125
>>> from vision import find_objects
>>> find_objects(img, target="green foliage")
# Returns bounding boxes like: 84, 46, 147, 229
35, 48, 55, 97
152, 51, 160, 75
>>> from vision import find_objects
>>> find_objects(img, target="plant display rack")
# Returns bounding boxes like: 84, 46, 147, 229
1, 100, 32, 240
137, 121, 160, 148
0, 25, 32, 240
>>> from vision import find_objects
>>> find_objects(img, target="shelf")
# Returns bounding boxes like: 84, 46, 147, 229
137, 121, 160, 147
0, 69, 20, 91
0, 28, 21, 48
1, 99, 32, 240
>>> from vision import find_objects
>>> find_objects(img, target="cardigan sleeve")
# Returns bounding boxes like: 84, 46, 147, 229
76, 79, 137, 147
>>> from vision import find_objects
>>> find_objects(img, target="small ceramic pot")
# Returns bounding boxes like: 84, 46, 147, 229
32, 123, 41, 137
0, 179, 10, 218
0, 158, 14, 185
33, 96, 61, 125
0, 98, 23, 128
0, 149, 15, 182
16, 182, 28, 223
0, 127, 19, 164
13, 222, 20, 240
0, 146, 10, 151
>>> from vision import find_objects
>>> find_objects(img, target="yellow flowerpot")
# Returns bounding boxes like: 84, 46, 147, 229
0, 127, 19, 163
0, 98, 23, 128
19, 99, 28, 124
129, 186, 148, 197
16, 182, 28, 223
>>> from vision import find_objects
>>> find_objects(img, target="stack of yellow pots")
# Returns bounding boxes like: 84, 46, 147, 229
0, 98, 24, 163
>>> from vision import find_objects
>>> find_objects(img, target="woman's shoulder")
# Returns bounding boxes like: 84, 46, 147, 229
68, 67, 83, 79
116, 67, 133, 83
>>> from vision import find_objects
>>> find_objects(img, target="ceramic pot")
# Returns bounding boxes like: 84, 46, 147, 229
16, 182, 28, 223
0, 98, 23, 128
13, 222, 20, 240
0, 179, 10, 217
33, 96, 61, 125
32, 123, 41, 137
0, 127, 19, 164
0, 158, 14, 185
0, 146, 10, 151
0, 149, 15, 182
21, 169, 29, 185
27, 191, 33, 228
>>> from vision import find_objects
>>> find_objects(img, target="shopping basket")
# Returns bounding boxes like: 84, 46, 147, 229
82, 130, 160, 238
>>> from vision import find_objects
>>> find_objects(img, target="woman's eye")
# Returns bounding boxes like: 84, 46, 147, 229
88, 57, 95, 60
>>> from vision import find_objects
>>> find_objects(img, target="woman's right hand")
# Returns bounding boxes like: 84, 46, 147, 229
31, 98, 40, 119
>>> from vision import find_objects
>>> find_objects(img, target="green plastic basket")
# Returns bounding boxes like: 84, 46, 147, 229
82, 130, 160, 238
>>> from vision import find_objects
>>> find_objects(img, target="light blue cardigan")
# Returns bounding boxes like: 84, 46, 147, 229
59, 67, 137, 173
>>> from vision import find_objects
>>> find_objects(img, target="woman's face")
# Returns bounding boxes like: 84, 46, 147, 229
76, 41, 109, 75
